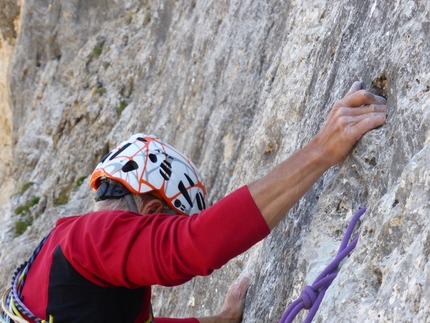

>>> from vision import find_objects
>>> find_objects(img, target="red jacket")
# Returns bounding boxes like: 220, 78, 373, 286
21, 186, 270, 322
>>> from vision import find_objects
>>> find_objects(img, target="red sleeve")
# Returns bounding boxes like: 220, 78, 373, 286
59, 185, 269, 288
155, 318, 199, 323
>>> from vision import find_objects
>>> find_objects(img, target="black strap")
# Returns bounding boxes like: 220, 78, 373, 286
95, 182, 130, 200
95, 181, 139, 213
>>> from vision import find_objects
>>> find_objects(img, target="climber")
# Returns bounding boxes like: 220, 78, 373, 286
2, 81, 386, 323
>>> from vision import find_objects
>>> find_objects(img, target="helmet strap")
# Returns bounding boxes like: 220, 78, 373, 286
125, 194, 139, 213
95, 181, 139, 213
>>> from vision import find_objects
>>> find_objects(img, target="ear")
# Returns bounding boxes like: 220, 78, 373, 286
141, 198, 164, 215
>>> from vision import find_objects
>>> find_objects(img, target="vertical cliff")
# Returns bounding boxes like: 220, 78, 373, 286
0, 0, 15, 204
0, 0, 429, 322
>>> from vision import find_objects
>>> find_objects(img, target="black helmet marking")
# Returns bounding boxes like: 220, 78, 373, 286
159, 161, 172, 180
184, 173, 195, 187
178, 181, 193, 207
109, 143, 132, 161
122, 160, 139, 172
99, 152, 112, 164
149, 154, 157, 163
196, 192, 206, 210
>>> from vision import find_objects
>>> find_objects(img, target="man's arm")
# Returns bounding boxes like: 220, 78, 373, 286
157, 82, 386, 323
248, 82, 387, 229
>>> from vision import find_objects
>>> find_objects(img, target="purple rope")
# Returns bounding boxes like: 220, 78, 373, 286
279, 207, 366, 323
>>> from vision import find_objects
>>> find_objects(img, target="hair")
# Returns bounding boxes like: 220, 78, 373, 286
94, 179, 175, 215
94, 194, 144, 212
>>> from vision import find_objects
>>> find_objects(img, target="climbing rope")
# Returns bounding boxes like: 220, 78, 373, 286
1, 232, 53, 323
279, 207, 366, 323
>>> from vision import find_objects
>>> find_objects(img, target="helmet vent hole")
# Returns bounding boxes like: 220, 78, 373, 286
122, 160, 139, 172
149, 154, 157, 163
99, 152, 112, 164
110, 143, 132, 160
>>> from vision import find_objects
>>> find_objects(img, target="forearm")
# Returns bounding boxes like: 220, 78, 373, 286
248, 138, 333, 230
155, 318, 199, 322
196, 315, 233, 323
155, 315, 237, 323
248, 82, 387, 230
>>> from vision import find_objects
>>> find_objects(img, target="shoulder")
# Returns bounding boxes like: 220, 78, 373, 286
53, 210, 157, 244
56, 210, 141, 226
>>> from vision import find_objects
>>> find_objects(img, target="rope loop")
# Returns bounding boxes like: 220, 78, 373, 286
279, 207, 366, 323
300, 286, 317, 309
1, 232, 53, 323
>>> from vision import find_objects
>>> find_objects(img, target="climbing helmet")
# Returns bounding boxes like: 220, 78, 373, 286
90, 133, 207, 215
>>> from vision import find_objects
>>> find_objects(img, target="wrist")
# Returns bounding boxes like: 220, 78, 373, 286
217, 310, 241, 323
197, 314, 237, 323
306, 136, 341, 169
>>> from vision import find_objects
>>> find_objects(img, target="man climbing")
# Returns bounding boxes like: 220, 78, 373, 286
1, 81, 386, 323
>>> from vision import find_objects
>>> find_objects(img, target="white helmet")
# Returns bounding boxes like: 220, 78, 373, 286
90, 134, 207, 215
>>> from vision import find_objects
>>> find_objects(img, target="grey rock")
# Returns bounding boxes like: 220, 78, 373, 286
0, 0, 429, 322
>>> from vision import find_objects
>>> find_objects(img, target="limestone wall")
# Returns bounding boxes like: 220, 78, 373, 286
0, 0, 429, 322
0, 0, 17, 205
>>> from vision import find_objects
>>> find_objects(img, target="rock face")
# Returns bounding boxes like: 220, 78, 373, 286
0, 0, 429, 322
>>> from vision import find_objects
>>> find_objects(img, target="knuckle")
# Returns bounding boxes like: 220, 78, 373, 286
331, 105, 347, 119
332, 101, 343, 110
337, 115, 351, 128
358, 90, 373, 101
337, 106, 349, 115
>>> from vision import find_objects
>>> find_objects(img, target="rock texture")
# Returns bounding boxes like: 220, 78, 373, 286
0, 0, 429, 322
0, 0, 15, 201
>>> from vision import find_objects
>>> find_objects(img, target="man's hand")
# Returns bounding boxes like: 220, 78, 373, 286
197, 274, 252, 323
248, 81, 387, 229
311, 81, 387, 166
218, 273, 252, 322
